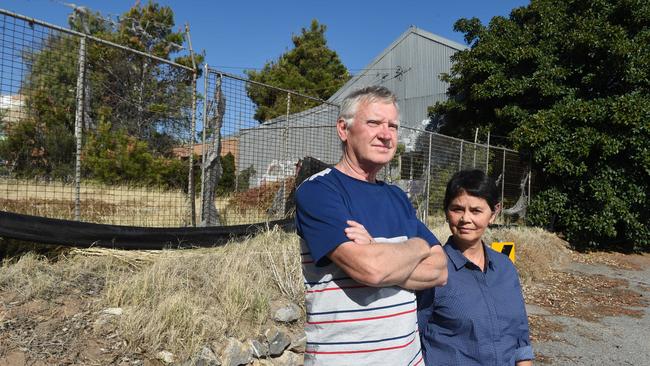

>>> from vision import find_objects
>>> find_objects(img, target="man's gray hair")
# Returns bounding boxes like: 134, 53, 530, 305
338, 85, 399, 128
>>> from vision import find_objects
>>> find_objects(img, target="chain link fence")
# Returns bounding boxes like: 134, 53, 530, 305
200, 68, 532, 226
0, 9, 532, 228
0, 9, 197, 226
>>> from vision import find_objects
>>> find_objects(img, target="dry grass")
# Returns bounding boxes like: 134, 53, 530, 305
95, 227, 300, 357
0, 178, 190, 226
0, 251, 121, 301
483, 226, 572, 285
1, 228, 302, 360
0, 178, 286, 227
3, 223, 640, 362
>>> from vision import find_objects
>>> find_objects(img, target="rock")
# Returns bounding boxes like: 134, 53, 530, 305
249, 338, 269, 359
264, 326, 291, 356
271, 302, 301, 323
288, 331, 306, 353
156, 350, 174, 364
251, 360, 274, 366
101, 307, 124, 316
271, 351, 303, 366
187, 346, 221, 366
218, 337, 253, 366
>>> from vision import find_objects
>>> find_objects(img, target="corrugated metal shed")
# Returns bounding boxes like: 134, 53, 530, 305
237, 27, 467, 184
329, 26, 466, 128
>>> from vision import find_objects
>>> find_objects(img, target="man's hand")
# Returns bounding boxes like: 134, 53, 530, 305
344, 220, 374, 245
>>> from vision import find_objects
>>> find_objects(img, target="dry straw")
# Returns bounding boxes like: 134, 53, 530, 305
0, 224, 568, 359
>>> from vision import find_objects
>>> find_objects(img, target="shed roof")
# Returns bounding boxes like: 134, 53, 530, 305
328, 26, 467, 102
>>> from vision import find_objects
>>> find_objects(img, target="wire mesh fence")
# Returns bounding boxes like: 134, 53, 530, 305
0, 9, 197, 226
200, 68, 532, 226
0, 9, 532, 228
199, 69, 340, 226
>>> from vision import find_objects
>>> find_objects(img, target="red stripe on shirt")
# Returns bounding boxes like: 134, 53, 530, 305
305, 335, 416, 355
306, 308, 416, 325
305, 284, 367, 293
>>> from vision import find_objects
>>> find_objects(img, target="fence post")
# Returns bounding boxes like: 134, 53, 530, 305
526, 158, 533, 206
73, 36, 87, 221
459, 140, 464, 171
485, 130, 491, 172
501, 149, 506, 220
282, 92, 291, 216
473, 127, 478, 168
186, 24, 197, 227
424, 133, 433, 223
199, 64, 209, 222
187, 73, 197, 226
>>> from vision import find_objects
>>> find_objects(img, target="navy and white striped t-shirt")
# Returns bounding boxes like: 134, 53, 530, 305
296, 167, 439, 366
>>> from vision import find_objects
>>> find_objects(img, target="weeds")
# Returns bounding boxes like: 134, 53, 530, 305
0, 223, 566, 360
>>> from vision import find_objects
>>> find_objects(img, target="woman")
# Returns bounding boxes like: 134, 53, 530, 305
416, 169, 533, 365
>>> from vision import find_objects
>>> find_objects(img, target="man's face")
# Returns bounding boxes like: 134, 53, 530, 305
338, 101, 399, 171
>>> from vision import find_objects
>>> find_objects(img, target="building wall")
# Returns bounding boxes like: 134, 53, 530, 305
237, 28, 465, 188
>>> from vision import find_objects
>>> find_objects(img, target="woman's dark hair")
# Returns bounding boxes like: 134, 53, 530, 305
443, 169, 500, 212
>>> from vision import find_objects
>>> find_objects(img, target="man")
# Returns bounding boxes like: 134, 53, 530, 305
295, 85, 448, 365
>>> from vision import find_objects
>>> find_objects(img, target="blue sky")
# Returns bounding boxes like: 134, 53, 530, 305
3, 0, 530, 75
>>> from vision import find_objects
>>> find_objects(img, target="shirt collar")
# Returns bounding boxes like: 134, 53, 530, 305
444, 236, 496, 272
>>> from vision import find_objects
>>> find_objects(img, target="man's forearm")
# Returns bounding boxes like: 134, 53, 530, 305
399, 245, 447, 290
329, 237, 431, 287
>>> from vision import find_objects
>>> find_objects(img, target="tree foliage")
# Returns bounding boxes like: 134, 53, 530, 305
83, 121, 189, 189
0, 1, 201, 185
245, 19, 350, 122
431, 0, 650, 250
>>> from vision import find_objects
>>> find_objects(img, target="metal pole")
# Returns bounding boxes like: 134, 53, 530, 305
73, 36, 87, 221
282, 92, 291, 216
459, 140, 464, 171
199, 63, 209, 222
424, 133, 433, 223
501, 149, 506, 220
485, 130, 491, 172
473, 127, 478, 168
526, 159, 533, 206
185, 24, 197, 227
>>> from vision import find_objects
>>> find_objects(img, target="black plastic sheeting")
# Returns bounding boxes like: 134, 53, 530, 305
0, 210, 295, 249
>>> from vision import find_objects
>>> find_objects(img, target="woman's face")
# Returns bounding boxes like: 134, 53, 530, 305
446, 191, 497, 248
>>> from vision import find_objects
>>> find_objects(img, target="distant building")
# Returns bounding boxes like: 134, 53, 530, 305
0, 94, 25, 139
172, 136, 240, 166
238, 27, 467, 187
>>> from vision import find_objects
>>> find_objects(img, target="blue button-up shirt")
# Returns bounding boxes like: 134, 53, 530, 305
417, 237, 533, 365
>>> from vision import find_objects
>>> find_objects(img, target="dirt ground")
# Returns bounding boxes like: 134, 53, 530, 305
527, 252, 650, 365
0, 251, 649, 365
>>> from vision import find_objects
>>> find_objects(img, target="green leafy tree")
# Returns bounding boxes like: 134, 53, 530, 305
431, 0, 650, 250
83, 121, 189, 189
0, 1, 201, 181
216, 152, 236, 195
245, 19, 350, 122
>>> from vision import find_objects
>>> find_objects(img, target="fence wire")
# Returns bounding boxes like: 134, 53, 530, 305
0, 10, 196, 227
201, 68, 532, 226
0, 9, 532, 229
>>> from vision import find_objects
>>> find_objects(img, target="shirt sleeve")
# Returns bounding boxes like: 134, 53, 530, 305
417, 220, 440, 247
295, 179, 351, 264
513, 267, 534, 362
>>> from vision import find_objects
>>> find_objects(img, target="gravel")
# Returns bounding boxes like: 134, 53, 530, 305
531, 258, 650, 365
